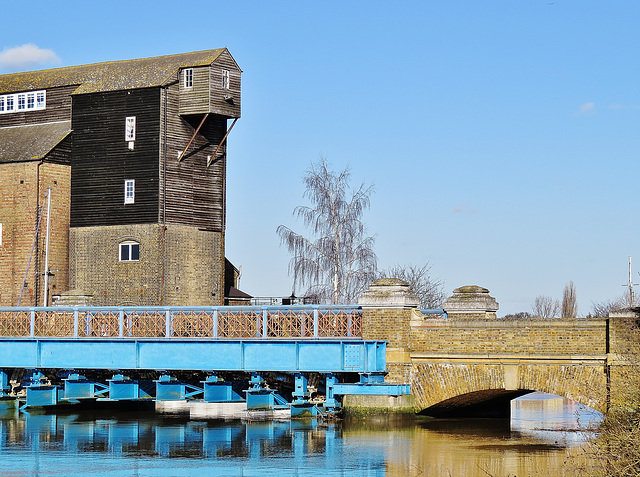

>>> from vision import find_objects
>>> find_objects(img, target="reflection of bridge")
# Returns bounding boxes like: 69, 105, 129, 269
358, 280, 640, 415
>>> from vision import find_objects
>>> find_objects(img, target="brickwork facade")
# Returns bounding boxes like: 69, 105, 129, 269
70, 224, 223, 306
0, 162, 70, 306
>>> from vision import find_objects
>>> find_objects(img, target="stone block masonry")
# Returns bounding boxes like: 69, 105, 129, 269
357, 280, 636, 415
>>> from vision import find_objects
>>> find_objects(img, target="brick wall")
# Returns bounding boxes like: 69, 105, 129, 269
0, 162, 70, 306
410, 318, 608, 355
70, 224, 223, 306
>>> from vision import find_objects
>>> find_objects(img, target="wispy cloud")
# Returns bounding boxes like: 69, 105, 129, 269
451, 203, 478, 215
578, 102, 595, 115
0, 44, 61, 70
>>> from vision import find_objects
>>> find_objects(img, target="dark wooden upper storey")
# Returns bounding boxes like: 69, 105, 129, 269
0, 49, 241, 232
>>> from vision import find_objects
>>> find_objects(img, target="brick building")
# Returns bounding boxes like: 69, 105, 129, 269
0, 49, 242, 306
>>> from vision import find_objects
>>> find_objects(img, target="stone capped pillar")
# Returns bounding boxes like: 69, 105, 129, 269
442, 285, 499, 319
359, 278, 419, 384
359, 278, 420, 347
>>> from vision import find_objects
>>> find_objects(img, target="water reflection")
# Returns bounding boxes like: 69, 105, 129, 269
0, 394, 602, 476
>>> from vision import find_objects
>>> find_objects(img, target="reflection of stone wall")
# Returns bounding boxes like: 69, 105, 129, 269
70, 224, 223, 306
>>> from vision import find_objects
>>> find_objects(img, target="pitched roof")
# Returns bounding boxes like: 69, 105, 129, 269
0, 121, 71, 163
0, 49, 227, 95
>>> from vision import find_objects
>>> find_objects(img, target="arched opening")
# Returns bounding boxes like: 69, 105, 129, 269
419, 389, 532, 418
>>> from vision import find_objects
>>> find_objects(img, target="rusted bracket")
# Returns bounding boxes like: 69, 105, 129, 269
177, 113, 209, 162
208, 118, 238, 167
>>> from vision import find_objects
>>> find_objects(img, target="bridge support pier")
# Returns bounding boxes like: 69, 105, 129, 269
155, 375, 202, 401
291, 373, 318, 418
24, 371, 58, 408
107, 374, 151, 401
63, 373, 108, 400
202, 375, 244, 402
245, 373, 288, 411
0, 371, 9, 398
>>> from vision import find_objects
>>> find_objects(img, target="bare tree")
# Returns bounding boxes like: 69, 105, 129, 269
591, 295, 629, 318
531, 295, 560, 318
277, 158, 377, 304
561, 281, 578, 318
380, 263, 445, 308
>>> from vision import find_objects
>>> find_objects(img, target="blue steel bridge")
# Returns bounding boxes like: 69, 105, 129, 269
0, 305, 409, 414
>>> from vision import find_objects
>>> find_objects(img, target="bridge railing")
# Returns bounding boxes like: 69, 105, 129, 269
0, 305, 362, 339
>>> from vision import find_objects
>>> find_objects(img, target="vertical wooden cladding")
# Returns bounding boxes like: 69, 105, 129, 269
0, 85, 75, 128
178, 51, 241, 118
70, 88, 161, 227
162, 84, 226, 231
209, 50, 241, 118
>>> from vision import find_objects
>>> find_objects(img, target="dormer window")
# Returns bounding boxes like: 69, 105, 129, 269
0, 90, 45, 114
222, 69, 229, 89
183, 68, 193, 88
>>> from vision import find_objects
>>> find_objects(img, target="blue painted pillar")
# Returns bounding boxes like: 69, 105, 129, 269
0, 371, 9, 397
325, 374, 339, 410
291, 373, 318, 417
292, 374, 309, 405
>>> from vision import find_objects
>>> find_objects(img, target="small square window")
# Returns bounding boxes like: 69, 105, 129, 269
119, 241, 140, 261
125, 116, 136, 142
222, 69, 229, 89
184, 68, 193, 88
17, 94, 25, 110
124, 179, 135, 204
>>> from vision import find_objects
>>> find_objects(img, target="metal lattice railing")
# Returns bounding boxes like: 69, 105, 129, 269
0, 306, 363, 339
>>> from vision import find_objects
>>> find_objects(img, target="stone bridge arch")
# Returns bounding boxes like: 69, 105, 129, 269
358, 280, 631, 416
410, 362, 607, 415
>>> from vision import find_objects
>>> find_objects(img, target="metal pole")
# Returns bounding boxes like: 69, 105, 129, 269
43, 187, 52, 307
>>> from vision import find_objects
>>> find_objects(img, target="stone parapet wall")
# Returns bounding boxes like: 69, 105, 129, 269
411, 317, 608, 355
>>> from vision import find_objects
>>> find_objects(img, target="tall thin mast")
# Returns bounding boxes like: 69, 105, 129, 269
624, 256, 638, 308
43, 187, 52, 307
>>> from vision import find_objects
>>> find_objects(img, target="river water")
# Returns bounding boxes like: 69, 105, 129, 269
0, 392, 602, 476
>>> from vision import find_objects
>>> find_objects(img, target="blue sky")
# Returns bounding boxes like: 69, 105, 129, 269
3, 1, 639, 315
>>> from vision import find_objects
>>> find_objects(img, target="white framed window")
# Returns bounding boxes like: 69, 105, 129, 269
183, 68, 193, 88
125, 116, 136, 141
119, 241, 140, 261
124, 179, 135, 204
222, 69, 230, 89
0, 90, 45, 114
